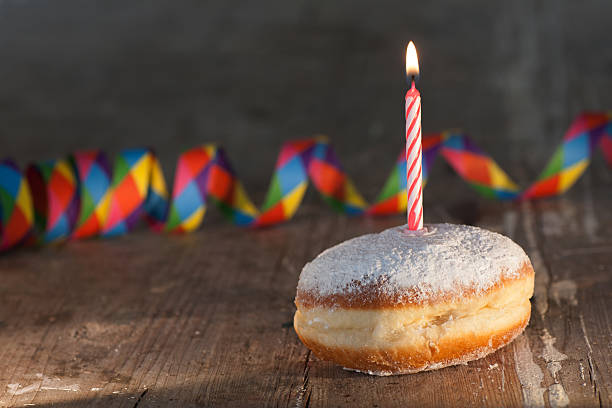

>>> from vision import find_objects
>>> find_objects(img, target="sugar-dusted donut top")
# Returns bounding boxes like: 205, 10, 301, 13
296, 223, 531, 307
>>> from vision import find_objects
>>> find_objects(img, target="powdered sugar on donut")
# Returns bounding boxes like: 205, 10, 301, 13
297, 223, 530, 305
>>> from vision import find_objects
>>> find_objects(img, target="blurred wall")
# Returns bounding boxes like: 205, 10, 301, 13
0, 0, 610, 196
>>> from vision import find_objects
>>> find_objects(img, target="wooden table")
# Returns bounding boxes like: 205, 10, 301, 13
0, 161, 610, 407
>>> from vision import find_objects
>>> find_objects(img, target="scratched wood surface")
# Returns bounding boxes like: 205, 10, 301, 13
0, 167, 610, 408
1, 0, 612, 407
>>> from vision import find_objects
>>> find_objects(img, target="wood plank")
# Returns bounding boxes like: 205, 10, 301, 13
526, 174, 612, 407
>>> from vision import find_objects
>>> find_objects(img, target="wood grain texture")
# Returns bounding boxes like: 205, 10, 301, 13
0, 0, 611, 407
0, 182, 610, 407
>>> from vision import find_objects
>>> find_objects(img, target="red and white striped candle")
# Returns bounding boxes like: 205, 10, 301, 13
405, 41, 423, 230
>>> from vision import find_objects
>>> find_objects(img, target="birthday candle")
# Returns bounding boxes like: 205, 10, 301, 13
405, 41, 422, 230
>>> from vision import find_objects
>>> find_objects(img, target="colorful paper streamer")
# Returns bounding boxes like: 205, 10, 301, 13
1, 112, 610, 252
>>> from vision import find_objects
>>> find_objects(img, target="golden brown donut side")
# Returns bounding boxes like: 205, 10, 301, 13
293, 263, 534, 375
295, 312, 529, 375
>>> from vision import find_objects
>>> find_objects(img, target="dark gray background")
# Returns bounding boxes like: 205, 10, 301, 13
1, 0, 611, 197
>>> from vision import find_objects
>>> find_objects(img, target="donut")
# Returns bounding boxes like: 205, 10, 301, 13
293, 223, 534, 375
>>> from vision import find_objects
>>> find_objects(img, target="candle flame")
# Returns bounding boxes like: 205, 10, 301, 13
405, 41, 419, 77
